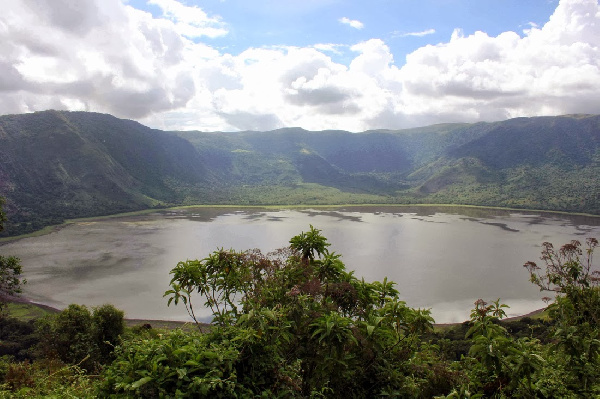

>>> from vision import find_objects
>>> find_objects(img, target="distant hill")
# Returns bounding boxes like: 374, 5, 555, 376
0, 111, 598, 236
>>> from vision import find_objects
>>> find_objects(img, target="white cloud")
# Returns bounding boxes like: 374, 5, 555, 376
339, 17, 364, 30
394, 29, 436, 38
395, 0, 600, 125
313, 43, 345, 55
148, 0, 228, 38
1, 0, 198, 119
0, 0, 600, 132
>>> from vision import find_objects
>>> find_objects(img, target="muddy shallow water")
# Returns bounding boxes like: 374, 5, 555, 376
2, 206, 599, 323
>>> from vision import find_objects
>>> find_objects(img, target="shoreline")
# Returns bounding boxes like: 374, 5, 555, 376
2, 202, 599, 244
0, 204, 564, 326
6, 296, 203, 329
8, 295, 547, 328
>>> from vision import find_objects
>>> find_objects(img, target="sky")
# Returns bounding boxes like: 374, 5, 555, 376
1, 0, 599, 132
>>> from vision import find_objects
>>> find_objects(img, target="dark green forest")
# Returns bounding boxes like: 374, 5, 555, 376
1, 224, 599, 397
0, 111, 598, 237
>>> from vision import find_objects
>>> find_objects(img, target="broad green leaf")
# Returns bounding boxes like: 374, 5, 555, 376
131, 376, 153, 389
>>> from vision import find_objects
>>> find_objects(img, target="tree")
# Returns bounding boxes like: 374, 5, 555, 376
93, 304, 125, 363
289, 224, 330, 262
0, 198, 26, 315
0, 197, 6, 232
36, 303, 125, 372
524, 238, 600, 327
0, 256, 26, 314
524, 237, 600, 395
120, 227, 455, 398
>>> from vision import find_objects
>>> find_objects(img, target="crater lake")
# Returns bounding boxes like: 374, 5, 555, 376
2, 206, 599, 323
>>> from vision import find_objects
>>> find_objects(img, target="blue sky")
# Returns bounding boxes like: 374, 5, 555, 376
129, 0, 558, 64
1, 0, 598, 132
133, 0, 558, 64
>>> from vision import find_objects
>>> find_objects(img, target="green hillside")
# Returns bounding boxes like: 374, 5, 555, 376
0, 111, 217, 235
1, 111, 598, 236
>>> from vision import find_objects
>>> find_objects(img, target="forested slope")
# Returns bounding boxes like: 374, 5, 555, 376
0, 111, 216, 235
1, 111, 598, 236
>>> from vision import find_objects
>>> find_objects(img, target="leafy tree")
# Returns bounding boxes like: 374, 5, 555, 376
524, 238, 600, 395
524, 238, 600, 327
0, 256, 26, 315
0, 198, 26, 315
289, 225, 330, 262
448, 237, 600, 398
36, 304, 124, 372
120, 227, 456, 397
93, 304, 125, 363
36, 304, 97, 371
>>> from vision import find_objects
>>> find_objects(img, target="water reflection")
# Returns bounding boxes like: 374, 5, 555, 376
301, 210, 364, 222
2, 206, 599, 324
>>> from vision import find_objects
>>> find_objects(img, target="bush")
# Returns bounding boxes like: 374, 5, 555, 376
0, 358, 99, 398
0, 318, 36, 361
100, 329, 254, 398
156, 226, 457, 397
93, 304, 125, 363
36, 304, 124, 372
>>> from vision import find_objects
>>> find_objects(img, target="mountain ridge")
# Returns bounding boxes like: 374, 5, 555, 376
0, 110, 598, 236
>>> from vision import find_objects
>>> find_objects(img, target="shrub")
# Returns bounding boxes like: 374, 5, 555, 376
92, 304, 125, 363
36, 303, 124, 372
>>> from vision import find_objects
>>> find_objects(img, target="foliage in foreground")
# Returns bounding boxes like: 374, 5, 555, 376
1, 225, 599, 397
100, 227, 600, 398
0, 303, 124, 397
36, 304, 125, 372
0, 357, 99, 398
103, 226, 456, 398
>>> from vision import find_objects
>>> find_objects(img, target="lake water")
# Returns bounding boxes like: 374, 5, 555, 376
2, 206, 599, 324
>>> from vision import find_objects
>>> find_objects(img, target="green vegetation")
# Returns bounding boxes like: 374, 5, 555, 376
0, 227, 599, 397
36, 304, 124, 371
1, 303, 56, 321
0, 199, 25, 314
0, 109, 599, 394
0, 111, 215, 237
0, 304, 125, 397
0, 256, 25, 315
1, 111, 598, 237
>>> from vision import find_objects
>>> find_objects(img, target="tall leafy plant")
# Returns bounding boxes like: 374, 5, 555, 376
155, 227, 451, 397
524, 238, 600, 394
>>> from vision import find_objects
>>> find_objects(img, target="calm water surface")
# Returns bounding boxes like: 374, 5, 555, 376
2, 206, 599, 323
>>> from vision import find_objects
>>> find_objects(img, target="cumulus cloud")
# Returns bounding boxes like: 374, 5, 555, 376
396, 0, 600, 124
339, 17, 364, 30
148, 0, 228, 39
0, 0, 599, 132
1, 0, 199, 120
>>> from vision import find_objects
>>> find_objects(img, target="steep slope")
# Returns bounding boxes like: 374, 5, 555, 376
414, 115, 600, 213
0, 111, 214, 235
450, 115, 600, 168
